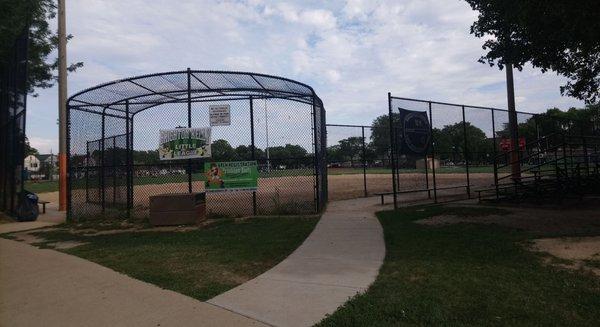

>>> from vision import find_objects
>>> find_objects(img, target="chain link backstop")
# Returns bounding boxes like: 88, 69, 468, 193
67, 70, 326, 220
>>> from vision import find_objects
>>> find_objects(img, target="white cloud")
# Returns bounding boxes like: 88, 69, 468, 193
27, 0, 584, 147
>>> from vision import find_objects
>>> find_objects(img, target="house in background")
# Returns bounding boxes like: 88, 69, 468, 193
24, 155, 41, 173
23, 153, 59, 180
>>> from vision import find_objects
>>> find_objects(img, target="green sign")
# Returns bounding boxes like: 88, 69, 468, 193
204, 161, 258, 192
159, 127, 211, 160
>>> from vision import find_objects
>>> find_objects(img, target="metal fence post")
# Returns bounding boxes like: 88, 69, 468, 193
491, 109, 499, 199
312, 97, 320, 212
250, 97, 257, 215
125, 100, 131, 219
101, 108, 106, 213
424, 152, 430, 199
428, 102, 437, 203
462, 105, 471, 198
361, 126, 367, 197
113, 136, 116, 206
187, 68, 192, 194
388, 93, 398, 209
85, 141, 89, 203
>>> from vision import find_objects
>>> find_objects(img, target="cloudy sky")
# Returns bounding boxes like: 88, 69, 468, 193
27, 0, 583, 153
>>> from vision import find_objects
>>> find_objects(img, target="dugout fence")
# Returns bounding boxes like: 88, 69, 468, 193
67, 70, 326, 221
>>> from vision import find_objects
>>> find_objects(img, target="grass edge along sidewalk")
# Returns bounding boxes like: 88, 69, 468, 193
317, 206, 600, 326
16, 216, 318, 301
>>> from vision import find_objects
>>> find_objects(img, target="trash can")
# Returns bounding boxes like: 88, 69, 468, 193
149, 192, 206, 226
16, 190, 39, 222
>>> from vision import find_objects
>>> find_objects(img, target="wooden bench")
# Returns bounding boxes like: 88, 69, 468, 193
38, 200, 50, 214
375, 185, 470, 205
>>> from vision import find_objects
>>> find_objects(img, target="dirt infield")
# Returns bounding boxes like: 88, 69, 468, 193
66, 173, 498, 219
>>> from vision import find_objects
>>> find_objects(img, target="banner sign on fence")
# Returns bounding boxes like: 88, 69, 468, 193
500, 137, 526, 152
204, 161, 258, 192
159, 127, 211, 160
397, 108, 431, 155
209, 105, 231, 126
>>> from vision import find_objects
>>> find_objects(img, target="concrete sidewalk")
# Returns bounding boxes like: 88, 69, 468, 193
208, 197, 386, 327
0, 193, 66, 234
0, 238, 266, 327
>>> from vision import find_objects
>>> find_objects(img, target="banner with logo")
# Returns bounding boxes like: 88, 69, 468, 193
397, 108, 431, 155
204, 161, 258, 192
159, 127, 211, 160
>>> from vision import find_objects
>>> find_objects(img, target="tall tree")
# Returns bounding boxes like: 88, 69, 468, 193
338, 137, 364, 166
0, 0, 83, 95
211, 139, 236, 161
432, 123, 490, 163
465, 0, 600, 104
370, 113, 401, 159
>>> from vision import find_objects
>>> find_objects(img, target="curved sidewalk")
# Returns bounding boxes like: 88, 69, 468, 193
0, 238, 265, 327
208, 197, 386, 327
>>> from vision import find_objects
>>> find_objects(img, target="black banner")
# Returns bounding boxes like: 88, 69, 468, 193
397, 108, 431, 155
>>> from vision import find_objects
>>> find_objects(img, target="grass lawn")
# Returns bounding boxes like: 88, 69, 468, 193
317, 206, 600, 326
27, 216, 318, 301
27, 166, 507, 194
24, 180, 58, 194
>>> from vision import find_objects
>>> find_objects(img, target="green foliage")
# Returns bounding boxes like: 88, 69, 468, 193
211, 139, 236, 161
0, 0, 83, 94
370, 113, 401, 159
465, 0, 600, 104
23, 136, 39, 157
338, 137, 364, 164
432, 122, 491, 163
498, 104, 600, 139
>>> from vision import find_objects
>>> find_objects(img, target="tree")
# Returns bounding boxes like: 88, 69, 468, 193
23, 136, 39, 157
326, 144, 344, 164
234, 145, 264, 160
211, 139, 236, 161
465, 0, 600, 103
370, 113, 401, 159
268, 144, 308, 168
498, 104, 600, 140
338, 137, 364, 166
1, 0, 83, 94
432, 122, 490, 163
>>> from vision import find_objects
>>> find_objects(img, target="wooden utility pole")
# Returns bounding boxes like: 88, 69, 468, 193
505, 62, 521, 179
58, 0, 68, 211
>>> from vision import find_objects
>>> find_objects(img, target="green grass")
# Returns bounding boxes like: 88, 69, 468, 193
28, 216, 318, 301
32, 166, 504, 194
317, 206, 600, 326
24, 180, 59, 193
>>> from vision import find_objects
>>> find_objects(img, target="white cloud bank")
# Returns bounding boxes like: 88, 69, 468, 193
27, 0, 583, 152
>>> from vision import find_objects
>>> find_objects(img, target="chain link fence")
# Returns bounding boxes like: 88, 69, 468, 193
0, 26, 28, 216
325, 96, 544, 205
68, 70, 326, 220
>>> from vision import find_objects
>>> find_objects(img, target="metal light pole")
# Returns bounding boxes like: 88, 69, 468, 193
58, 0, 68, 211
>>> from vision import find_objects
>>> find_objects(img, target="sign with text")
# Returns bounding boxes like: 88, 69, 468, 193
500, 137, 526, 152
204, 161, 258, 192
397, 108, 431, 155
209, 105, 231, 126
159, 127, 211, 160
